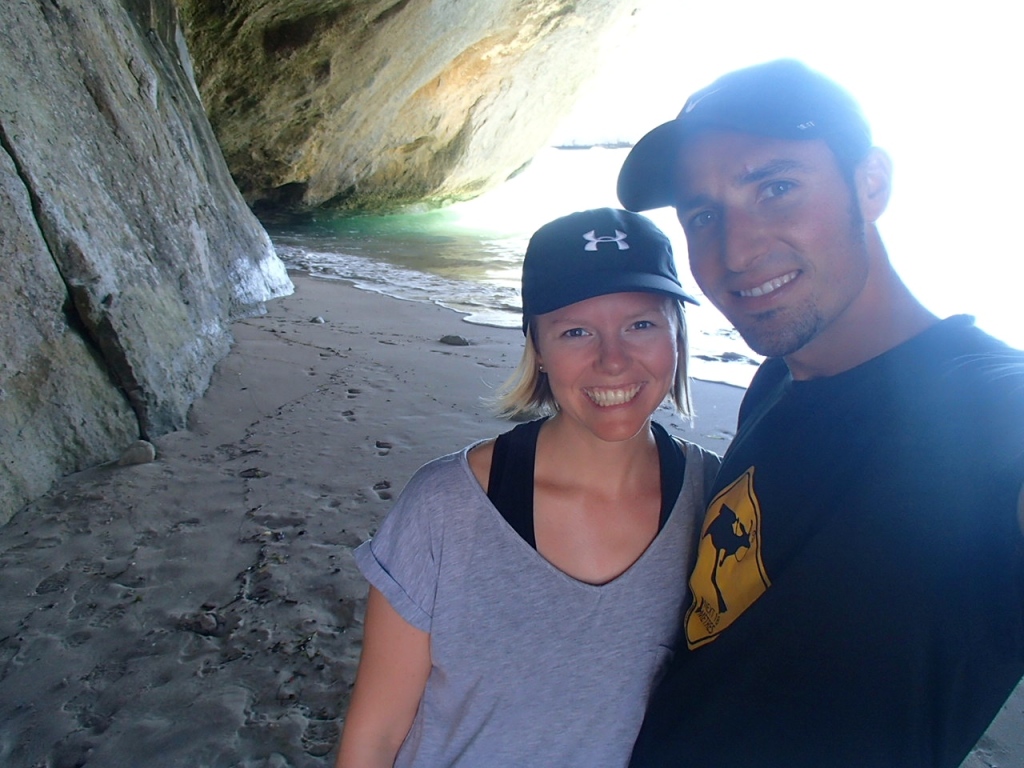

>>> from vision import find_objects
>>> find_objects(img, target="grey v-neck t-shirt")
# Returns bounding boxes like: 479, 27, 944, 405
354, 440, 720, 767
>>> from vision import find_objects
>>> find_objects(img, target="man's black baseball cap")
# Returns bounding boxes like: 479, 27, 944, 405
617, 59, 872, 212
520, 208, 697, 333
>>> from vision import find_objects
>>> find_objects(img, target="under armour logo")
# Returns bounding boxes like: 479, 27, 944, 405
583, 230, 630, 251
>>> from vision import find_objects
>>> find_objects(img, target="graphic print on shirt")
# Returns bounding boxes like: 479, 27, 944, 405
685, 467, 770, 649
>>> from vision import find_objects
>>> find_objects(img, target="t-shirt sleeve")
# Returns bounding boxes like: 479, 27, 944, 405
353, 459, 451, 633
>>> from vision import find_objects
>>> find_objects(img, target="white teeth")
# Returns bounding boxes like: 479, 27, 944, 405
585, 385, 642, 407
739, 271, 798, 298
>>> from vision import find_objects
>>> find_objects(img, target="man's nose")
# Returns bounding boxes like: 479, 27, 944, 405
722, 208, 768, 273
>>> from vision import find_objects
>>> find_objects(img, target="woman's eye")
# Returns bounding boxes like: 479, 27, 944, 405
632, 320, 655, 330
563, 327, 588, 338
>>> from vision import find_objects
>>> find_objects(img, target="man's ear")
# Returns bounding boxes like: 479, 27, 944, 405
855, 147, 893, 223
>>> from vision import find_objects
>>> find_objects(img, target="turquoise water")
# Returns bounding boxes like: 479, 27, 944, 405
264, 145, 1021, 390
264, 148, 763, 389
267, 207, 527, 327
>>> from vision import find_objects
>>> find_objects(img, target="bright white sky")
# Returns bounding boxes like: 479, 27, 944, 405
551, 0, 1023, 347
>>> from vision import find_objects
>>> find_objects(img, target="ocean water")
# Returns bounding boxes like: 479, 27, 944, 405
265, 147, 762, 389
264, 145, 1021, 391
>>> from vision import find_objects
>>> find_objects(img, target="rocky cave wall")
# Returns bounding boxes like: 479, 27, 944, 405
0, 0, 648, 521
177, 0, 646, 211
0, 0, 292, 523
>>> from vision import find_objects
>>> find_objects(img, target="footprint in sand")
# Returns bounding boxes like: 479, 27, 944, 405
302, 718, 338, 758
375, 440, 392, 456
35, 566, 71, 594
342, 410, 356, 422
373, 480, 392, 500
89, 602, 129, 629
346, 388, 362, 399
65, 630, 93, 648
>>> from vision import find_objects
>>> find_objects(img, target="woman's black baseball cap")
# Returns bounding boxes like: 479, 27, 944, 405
520, 207, 697, 333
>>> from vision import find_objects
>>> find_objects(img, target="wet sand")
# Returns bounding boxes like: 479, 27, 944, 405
0, 273, 742, 767
0, 273, 1018, 767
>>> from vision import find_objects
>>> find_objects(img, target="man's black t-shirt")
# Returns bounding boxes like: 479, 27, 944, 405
630, 316, 1024, 768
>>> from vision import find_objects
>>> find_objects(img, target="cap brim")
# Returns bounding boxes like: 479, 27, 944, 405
617, 120, 688, 213
528, 272, 698, 318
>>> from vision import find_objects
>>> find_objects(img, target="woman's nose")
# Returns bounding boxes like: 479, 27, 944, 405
597, 334, 629, 373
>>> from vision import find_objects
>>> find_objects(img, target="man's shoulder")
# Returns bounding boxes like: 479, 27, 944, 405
930, 314, 1024, 358
737, 357, 790, 424
929, 316, 1024, 392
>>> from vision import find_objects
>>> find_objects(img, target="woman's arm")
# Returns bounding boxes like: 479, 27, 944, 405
335, 586, 431, 768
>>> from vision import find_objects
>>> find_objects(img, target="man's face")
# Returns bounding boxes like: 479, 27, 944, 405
673, 132, 871, 360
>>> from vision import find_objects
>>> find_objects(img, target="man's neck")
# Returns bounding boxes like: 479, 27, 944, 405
784, 244, 939, 381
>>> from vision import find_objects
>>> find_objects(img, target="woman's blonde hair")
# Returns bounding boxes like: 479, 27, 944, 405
492, 299, 692, 421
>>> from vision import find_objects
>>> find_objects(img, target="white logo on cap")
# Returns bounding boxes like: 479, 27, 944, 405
583, 229, 630, 251
684, 88, 720, 113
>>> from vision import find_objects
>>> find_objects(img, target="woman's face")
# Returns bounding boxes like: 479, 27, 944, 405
533, 291, 679, 444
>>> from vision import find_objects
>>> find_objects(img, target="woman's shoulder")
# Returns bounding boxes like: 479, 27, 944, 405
408, 443, 480, 485
657, 426, 723, 493
466, 439, 495, 492
465, 418, 547, 494
652, 421, 722, 468
380, 446, 488, 532
675, 438, 722, 465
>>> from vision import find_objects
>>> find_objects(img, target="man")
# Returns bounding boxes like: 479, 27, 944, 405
617, 58, 1024, 767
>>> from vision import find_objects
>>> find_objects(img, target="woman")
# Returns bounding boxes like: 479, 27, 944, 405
336, 208, 720, 767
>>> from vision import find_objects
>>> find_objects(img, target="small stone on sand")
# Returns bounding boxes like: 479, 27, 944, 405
117, 439, 156, 466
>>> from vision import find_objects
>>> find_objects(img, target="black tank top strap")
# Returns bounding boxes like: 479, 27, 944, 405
487, 418, 686, 549
487, 418, 545, 548
652, 421, 687, 528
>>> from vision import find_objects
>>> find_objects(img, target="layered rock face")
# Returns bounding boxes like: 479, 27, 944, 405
178, 0, 643, 210
0, 0, 292, 522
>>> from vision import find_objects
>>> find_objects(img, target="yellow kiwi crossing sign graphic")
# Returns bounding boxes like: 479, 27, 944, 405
685, 467, 771, 649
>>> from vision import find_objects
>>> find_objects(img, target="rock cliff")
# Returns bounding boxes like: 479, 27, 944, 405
0, 0, 292, 523
178, 0, 644, 211
0, 0, 646, 520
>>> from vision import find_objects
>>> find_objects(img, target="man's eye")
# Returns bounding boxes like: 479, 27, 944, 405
687, 210, 716, 230
633, 320, 655, 330
762, 181, 795, 200
563, 327, 588, 338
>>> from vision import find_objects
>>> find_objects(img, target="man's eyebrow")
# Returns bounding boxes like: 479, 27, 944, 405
675, 192, 714, 214
737, 159, 807, 185
675, 158, 811, 213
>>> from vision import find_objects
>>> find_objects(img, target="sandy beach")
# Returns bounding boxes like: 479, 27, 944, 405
0, 273, 745, 767
2, 273, 1020, 767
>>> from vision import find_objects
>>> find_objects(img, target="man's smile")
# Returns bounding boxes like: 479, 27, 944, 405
736, 270, 799, 298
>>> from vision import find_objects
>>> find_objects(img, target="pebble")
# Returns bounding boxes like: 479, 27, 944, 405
117, 440, 156, 466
